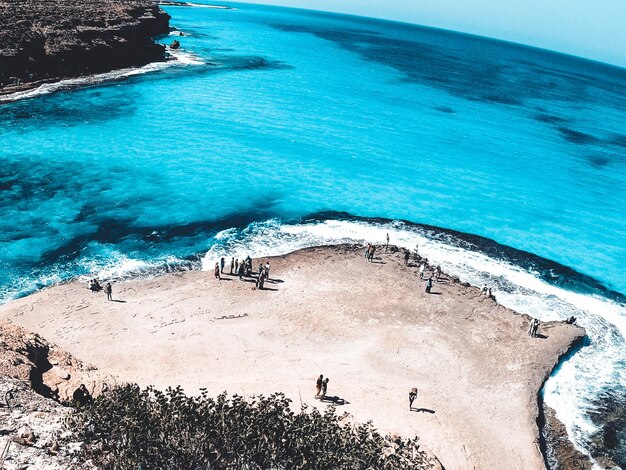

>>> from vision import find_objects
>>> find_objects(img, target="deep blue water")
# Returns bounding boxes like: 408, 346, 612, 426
1, 2, 625, 466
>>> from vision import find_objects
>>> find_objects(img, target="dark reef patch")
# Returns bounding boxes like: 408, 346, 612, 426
558, 127, 601, 145
0, 88, 138, 134
534, 113, 568, 124
585, 155, 611, 169
269, 20, 626, 113
434, 106, 455, 114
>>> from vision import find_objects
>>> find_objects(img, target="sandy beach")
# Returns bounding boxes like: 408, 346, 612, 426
0, 244, 585, 469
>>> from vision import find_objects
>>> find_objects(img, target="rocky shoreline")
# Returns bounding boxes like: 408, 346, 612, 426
0, 0, 170, 95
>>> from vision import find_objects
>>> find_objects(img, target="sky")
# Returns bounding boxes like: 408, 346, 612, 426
234, 0, 626, 68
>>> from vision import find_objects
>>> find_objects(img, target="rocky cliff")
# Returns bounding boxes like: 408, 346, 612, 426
0, 0, 170, 92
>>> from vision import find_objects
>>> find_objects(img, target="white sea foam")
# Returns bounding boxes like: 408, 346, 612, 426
201, 218, 626, 467
0, 49, 204, 103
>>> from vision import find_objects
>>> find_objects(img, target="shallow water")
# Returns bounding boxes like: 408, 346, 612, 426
1, 2, 625, 466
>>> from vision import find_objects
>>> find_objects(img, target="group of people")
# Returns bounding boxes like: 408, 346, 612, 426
88, 279, 113, 300
481, 285, 497, 301
315, 374, 330, 399
528, 318, 540, 338
213, 256, 272, 289
88, 279, 102, 292
364, 244, 377, 262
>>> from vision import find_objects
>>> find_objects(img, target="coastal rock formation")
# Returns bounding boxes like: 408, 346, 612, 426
542, 405, 593, 470
0, 0, 170, 92
0, 321, 113, 401
0, 321, 115, 469
0, 245, 587, 469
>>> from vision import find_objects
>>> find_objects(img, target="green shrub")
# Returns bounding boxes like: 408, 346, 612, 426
66, 384, 433, 469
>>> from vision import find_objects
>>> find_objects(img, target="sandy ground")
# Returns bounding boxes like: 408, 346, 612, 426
0, 244, 585, 469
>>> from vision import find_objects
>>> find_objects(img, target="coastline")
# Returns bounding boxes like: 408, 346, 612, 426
0, 243, 586, 469
0, 0, 170, 97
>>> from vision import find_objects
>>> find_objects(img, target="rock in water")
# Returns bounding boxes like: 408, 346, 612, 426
0, 0, 171, 92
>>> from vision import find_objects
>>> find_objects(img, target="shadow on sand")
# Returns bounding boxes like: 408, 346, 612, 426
410, 408, 435, 414
319, 395, 350, 406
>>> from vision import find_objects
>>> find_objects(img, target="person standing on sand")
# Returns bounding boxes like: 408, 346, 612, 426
321, 378, 329, 399
105, 282, 112, 301
426, 277, 432, 294
532, 318, 540, 338
386, 233, 390, 251
419, 263, 425, 279
265, 261, 270, 279
365, 243, 371, 260
369, 245, 376, 262
214, 262, 220, 280
238, 261, 244, 280
220, 257, 225, 274
315, 374, 324, 398
404, 251, 410, 265
409, 387, 418, 410
230, 257, 234, 274
257, 269, 267, 289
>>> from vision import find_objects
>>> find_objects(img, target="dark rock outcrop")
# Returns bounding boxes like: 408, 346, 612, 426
542, 405, 593, 470
0, 0, 170, 92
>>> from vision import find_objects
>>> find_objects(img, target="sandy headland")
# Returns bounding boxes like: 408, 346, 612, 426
0, 244, 585, 469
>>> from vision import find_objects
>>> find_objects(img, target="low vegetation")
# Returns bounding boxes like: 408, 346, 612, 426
67, 384, 434, 469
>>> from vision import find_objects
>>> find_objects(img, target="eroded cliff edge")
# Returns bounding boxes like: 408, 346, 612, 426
0, 0, 170, 94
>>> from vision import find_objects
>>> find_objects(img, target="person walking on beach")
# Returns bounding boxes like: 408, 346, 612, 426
230, 257, 234, 274
404, 250, 410, 265
365, 243, 371, 260
369, 245, 376, 262
104, 282, 112, 301
425, 277, 433, 294
419, 263, 425, 279
321, 378, 329, 399
220, 257, 225, 274
315, 374, 324, 398
386, 233, 390, 251
214, 262, 221, 280
409, 387, 418, 410
265, 261, 270, 279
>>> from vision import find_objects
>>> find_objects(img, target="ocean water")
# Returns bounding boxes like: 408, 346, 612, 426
1, 1, 625, 466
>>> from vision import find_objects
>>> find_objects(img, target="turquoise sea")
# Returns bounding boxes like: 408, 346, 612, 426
1, 2, 625, 466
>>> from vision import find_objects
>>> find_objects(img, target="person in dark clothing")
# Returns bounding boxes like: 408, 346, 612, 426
220, 257, 225, 274
238, 262, 245, 280
105, 282, 113, 301
425, 278, 432, 294
321, 378, 329, 399
72, 384, 92, 406
230, 257, 234, 274
315, 374, 324, 398
404, 251, 410, 265
214, 262, 221, 280
409, 387, 418, 410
